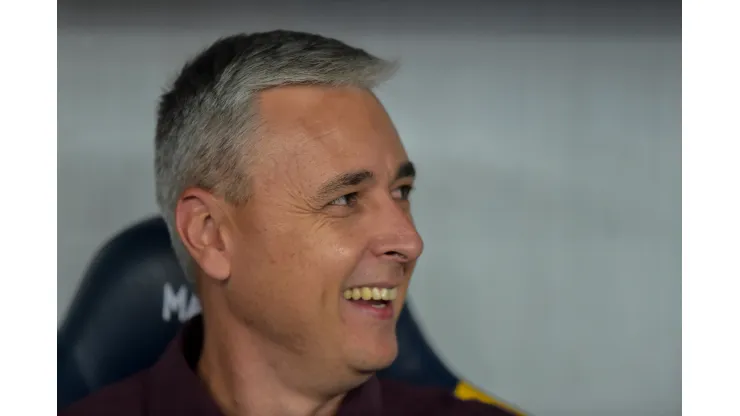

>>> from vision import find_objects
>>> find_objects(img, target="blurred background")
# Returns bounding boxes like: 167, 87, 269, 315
58, 0, 681, 414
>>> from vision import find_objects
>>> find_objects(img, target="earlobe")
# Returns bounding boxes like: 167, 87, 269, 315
175, 189, 232, 282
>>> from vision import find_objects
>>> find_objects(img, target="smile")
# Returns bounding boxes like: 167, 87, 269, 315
343, 286, 398, 303
341, 286, 399, 319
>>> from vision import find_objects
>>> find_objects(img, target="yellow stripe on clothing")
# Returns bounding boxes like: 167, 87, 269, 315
454, 381, 525, 415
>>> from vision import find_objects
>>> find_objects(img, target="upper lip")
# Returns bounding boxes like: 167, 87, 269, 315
342, 281, 402, 290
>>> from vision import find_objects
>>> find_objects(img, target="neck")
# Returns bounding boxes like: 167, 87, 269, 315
196, 310, 348, 416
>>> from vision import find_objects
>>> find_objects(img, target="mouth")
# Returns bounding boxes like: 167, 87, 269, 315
341, 286, 398, 320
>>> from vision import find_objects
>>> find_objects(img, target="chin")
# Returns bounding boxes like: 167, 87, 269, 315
350, 337, 399, 373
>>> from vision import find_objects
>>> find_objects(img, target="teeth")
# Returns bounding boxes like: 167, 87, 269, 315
343, 286, 398, 301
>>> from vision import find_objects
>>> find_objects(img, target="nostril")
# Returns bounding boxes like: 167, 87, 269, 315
384, 251, 407, 260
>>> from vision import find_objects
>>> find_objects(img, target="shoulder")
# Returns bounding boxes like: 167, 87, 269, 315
378, 379, 519, 416
58, 372, 148, 416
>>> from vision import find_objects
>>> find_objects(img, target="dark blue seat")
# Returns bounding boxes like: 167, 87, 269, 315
57, 216, 519, 413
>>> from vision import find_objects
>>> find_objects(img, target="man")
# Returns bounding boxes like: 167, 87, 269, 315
60, 30, 518, 416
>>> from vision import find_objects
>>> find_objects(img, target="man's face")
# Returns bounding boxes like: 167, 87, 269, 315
224, 85, 424, 377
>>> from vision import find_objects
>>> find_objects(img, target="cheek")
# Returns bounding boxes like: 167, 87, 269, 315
233, 224, 364, 300
300, 232, 365, 288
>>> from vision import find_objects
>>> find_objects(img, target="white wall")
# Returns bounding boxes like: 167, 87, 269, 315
58, 3, 680, 415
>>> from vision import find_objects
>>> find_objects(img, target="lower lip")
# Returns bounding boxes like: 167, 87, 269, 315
343, 299, 395, 320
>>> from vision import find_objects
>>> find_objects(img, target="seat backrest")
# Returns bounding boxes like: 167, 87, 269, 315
58, 217, 516, 412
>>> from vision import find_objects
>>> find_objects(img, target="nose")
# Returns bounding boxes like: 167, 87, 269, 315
369, 202, 424, 263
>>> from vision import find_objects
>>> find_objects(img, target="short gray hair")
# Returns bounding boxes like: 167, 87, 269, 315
154, 30, 397, 282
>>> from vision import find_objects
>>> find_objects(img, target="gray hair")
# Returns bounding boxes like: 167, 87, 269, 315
154, 30, 397, 282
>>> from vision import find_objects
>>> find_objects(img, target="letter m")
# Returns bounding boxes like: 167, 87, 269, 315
162, 282, 188, 322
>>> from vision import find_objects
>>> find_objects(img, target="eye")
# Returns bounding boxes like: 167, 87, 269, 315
329, 192, 359, 207
391, 185, 414, 201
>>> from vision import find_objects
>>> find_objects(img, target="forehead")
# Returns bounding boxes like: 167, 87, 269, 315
252, 85, 408, 185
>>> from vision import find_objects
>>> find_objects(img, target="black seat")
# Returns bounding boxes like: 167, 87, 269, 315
57, 216, 519, 413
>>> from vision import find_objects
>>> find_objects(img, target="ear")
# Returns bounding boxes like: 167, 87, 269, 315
174, 188, 233, 282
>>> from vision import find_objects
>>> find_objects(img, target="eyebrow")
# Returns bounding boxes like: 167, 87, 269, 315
314, 170, 374, 202
314, 161, 416, 203
395, 161, 416, 181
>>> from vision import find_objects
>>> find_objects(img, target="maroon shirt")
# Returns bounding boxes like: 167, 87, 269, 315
60, 317, 516, 415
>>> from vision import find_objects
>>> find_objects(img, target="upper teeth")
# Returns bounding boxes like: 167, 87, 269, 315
343, 287, 398, 301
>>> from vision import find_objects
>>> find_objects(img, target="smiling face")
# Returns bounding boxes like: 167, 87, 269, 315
221, 85, 424, 382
